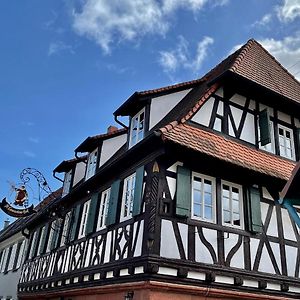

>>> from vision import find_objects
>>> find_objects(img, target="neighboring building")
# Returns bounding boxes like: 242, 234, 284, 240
0, 189, 62, 300
18, 39, 300, 299
0, 220, 26, 300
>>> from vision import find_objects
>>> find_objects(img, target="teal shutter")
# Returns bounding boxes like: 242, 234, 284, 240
39, 224, 49, 254
248, 187, 262, 233
259, 109, 271, 146
85, 193, 99, 235
69, 205, 81, 242
176, 166, 191, 217
132, 166, 145, 216
106, 180, 121, 226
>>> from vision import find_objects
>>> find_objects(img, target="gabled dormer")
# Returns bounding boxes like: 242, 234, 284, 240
114, 80, 201, 149
53, 156, 86, 196
75, 126, 127, 180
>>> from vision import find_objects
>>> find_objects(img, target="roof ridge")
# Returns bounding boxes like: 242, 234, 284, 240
230, 38, 300, 87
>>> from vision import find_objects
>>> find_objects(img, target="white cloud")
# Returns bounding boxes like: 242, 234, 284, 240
24, 151, 36, 158
28, 137, 39, 144
258, 34, 300, 80
277, 0, 300, 22
252, 13, 272, 27
229, 34, 300, 81
159, 35, 214, 76
72, 0, 227, 53
48, 41, 75, 56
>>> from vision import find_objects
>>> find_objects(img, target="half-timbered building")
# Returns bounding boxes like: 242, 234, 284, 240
18, 39, 300, 300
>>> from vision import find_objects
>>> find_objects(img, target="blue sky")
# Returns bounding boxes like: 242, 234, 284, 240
1, 0, 300, 226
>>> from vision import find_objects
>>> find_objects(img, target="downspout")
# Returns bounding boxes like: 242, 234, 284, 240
114, 114, 128, 129
52, 171, 63, 183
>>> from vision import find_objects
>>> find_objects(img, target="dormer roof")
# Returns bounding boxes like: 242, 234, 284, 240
53, 156, 87, 173
75, 128, 127, 153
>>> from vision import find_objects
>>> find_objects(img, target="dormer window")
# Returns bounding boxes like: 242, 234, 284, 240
62, 170, 72, 196
129, 109, 145, 148
86, 148, 98, 180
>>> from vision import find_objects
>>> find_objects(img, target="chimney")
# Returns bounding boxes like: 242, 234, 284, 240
3, 220, 10, 229
107, 125, 118, 134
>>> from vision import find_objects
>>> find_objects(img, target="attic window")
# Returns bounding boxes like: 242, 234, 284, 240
62, 170, 72, 196
129, 108, 145, 148
86, 148, 98, 180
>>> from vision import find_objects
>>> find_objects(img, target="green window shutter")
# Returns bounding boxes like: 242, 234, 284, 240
39, 224, 49, 254
132, 166, 145, 217
106, 179, 121, 226
247, 187, 262, 233
69, 205, 81, 242
259, 109, 271, 146
85, 193, 99, 235
176, 166, 191, 217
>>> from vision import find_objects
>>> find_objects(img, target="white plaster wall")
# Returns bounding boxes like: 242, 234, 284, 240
240, 114, 255, 144
73, 162, 85, 186
278, 110, 291, 124
0, 232, 26, 300
229, 94, 246, 107
160, 220, 180, 259
191, 97, 214, 127
99, 134, 127, 167
149, 89, 191, 129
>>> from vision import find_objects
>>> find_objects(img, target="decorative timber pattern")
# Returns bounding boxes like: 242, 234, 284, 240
19, 219, 144, 284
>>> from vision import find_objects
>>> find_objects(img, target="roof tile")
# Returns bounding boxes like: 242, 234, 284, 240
160, 123, 295, 181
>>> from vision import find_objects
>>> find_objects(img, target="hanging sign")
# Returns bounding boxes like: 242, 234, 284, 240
0, 184, 36, 218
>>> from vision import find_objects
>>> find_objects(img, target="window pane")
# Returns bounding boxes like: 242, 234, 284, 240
193, 178, 201, 191
193, 203, 201, 217
204, 180, 212, 192
193, 190, 202, 204
232, 199, 239, 213
204, 206, 212, 220
224, 211, 231, 224
204, 193, 212, 206
222, 197, 230, 211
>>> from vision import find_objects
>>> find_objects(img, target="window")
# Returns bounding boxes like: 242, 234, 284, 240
46, 223, 55, 253
222, 181, 243, 228
86, 149, 98, 180
0, 248, 8, 272
7, 244, 17, 271
120, 173, 136, 221
37, 226, 46, 255
278, 124, 295, 160
259, 120, 275, 154
78, 200, 91, 238
28, 231, 37, 258
129, 109, 145, 148
97, 188, 111, 230
15, 240, 25, 269
192, 173, 216, 222
62, 170, 72, 196
60, 212, 71, 246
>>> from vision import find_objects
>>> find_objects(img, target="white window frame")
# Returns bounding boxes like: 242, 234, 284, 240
78, 200, 91, 239
278, 124, 295, 160
62, 170, 72, 196
85, 148, 98, 180
129, 108, 145, 148
7, 244, 17, 271
191, 172, 216, 223
221, 180, 243, 229
60, 211, 71, 246
120, 173, 136, 222
16, 240, 25, 269
0, 248, 8, 272
96, 188, 111, 231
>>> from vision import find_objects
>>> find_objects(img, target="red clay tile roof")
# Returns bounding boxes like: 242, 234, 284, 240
160, 123, 295, 181
75, 127, 127, 153
229, 39, 300, 104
